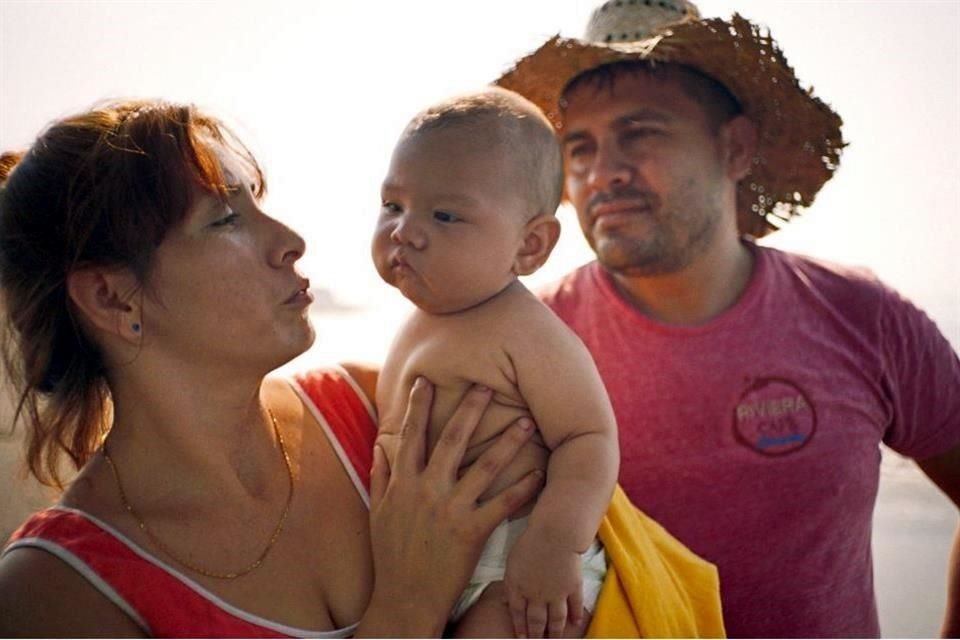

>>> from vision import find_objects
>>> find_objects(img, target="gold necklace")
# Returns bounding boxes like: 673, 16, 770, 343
102, 408, 294, 580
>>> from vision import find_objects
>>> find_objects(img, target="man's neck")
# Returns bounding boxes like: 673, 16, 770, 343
607, 237, 756, 326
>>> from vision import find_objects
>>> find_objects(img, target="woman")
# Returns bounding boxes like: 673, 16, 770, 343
0, 100, 542, 637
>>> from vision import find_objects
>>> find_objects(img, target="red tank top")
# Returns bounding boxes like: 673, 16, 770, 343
3, 367, 377, 638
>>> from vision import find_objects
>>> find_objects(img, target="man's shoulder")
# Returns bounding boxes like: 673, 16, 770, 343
764, 245, 881, 287
761, 245, 893, 308
535, 261, 600, 310
760, 246, 944, 348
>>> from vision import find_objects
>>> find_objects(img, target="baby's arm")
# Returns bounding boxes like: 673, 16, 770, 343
504, 311, 619, 638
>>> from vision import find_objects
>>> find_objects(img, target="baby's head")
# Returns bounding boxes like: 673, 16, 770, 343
372, 87, 563, 314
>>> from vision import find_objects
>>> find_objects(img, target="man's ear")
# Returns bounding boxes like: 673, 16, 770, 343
513, 214, 561, 276
66, 267, 142, 341
721, 115, 759, 181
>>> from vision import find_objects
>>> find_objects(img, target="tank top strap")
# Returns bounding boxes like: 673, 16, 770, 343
4, 508, 308, 637
291, 366, 377, 500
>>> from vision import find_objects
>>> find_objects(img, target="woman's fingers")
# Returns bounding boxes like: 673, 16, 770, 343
475, 468, 544, 536
424, 385, 493, 481
393, 377, 433, 476
369, 445, 389, 508
456, 417, 535, 504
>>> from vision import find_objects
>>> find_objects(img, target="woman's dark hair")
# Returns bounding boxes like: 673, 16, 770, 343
0, 100, 265, 487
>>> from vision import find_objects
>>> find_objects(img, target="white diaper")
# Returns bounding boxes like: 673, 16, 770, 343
449, 516, 607, 622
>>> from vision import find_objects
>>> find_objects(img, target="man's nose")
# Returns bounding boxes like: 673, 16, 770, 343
587, 141, 635, 193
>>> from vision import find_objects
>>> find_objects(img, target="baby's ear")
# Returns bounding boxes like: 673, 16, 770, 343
513, 214, 561, 276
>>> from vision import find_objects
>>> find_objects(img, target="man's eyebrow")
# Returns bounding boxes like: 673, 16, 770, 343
562, 109, 672, 146
561, 130, 593, 146
615, 109, 672, 126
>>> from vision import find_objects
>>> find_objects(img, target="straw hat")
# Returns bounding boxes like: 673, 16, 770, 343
496, 0, 845, 238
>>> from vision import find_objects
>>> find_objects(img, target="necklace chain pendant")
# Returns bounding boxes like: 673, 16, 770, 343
102, 408, 294, 580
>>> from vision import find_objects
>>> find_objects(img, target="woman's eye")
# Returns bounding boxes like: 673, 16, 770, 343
433, 211, 460, 223
211, 211, 241, 227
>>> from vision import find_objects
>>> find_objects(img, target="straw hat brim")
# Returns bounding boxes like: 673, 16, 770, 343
496, 14, 845, 238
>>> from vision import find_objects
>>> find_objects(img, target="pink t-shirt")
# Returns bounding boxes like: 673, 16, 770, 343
541, 243, 960, 638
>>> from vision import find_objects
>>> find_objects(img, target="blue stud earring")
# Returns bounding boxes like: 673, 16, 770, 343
132, 323, 141, 333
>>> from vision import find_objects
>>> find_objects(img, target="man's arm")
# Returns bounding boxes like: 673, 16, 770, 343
917, 443, 960, 638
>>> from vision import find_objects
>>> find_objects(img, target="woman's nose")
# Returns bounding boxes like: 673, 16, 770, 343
269, 216, 306, 267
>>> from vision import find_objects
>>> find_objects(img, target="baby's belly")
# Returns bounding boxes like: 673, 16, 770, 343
428, 387, 549, 517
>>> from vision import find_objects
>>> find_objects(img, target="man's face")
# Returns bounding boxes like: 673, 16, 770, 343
560, 70, 737, 277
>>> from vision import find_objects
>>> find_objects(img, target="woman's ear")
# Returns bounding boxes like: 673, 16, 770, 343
721, 115, 759, 181
512, 214, 561, 276
66, 267, 142, 342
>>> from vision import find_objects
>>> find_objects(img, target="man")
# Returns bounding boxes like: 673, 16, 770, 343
497, 0, 960, 637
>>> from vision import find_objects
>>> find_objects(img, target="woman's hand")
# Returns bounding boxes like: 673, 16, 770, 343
358, 378, 544, 637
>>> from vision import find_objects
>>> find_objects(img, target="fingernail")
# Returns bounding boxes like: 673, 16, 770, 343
475, 384, 490, 393
519, 418, 534, 431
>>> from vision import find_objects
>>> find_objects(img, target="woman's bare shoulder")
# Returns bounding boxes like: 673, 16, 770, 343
0, 546, 145, 637
263, 364, 379, 408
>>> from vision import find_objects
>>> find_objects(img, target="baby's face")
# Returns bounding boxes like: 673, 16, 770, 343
372, 128, 531, 314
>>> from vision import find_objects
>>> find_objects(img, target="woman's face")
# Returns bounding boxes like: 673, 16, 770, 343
139, 146, 315, 374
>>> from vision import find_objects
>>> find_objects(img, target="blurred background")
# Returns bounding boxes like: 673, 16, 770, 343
2, 1, 957, 635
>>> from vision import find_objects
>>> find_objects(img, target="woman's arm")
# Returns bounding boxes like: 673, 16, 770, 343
0, 547, 146, 637
355, 379, 544, 637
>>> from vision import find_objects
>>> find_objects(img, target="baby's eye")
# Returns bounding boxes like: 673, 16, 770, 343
381, 201, 402, 215
433, 211, 460, 223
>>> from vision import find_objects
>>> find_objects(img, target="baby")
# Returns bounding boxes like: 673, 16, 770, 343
372, 87, 619, 638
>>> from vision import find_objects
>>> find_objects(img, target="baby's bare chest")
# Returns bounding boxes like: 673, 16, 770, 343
379, 318, 530, 456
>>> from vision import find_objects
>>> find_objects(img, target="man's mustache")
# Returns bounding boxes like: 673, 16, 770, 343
587, 188, 659, 215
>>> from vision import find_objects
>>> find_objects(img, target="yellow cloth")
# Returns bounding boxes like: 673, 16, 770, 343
587, 486, 726, 638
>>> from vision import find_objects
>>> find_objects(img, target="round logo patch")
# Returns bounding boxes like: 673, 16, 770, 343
733, 378, 816, 456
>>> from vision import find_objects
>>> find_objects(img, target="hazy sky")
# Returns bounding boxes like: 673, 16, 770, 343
2, 0, 958, 360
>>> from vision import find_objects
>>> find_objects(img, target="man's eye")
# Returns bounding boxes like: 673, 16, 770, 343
566, 144, 592, 159
623, 127, 660, 142
433, 211, 460, 223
